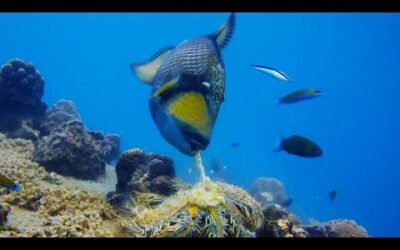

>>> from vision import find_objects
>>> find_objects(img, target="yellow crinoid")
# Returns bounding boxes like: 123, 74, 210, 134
120, 177, 264, 238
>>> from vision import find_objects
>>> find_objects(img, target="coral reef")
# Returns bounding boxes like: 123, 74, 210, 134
256, 204, 369, 238
0, 59, 46, 140
302, 219, 368, 238
39, 99, 82, 135
0, 133, 121, 237
33, 120, 107, 180
0, 131, 369, 238
250, 177, 292, 210
107, 148, 185, 212
120, 178, 264, 237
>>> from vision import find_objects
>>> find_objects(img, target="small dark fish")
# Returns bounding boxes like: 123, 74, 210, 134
329, 189, 337, 201
278, 88, 322, 104
251, 64, 291, 82
276, 135, 323, 158
231, 141, 240, 148
0, 173, 20, 192
210, 158, 226, 174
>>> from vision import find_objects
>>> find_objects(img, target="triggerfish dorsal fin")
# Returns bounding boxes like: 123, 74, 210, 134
212, 13, 235, 49
130, 45, 175, 84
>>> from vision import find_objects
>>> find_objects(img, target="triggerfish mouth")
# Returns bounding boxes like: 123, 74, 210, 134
130, 14, 235, 156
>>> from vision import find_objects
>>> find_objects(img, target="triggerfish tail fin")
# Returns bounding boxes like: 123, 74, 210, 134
212, 13, 235, 49
12, 184, 20, 192
130, 45, 175, 84
274, 136, 283, 152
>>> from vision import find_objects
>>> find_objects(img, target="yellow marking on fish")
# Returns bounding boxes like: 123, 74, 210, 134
153, 78, 178, 97
168, 92, 211, 136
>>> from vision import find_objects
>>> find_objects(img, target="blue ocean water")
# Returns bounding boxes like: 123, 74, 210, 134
1, 13, 399, 237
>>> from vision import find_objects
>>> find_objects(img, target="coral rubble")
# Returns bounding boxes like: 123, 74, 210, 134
0, 59, 46, 140
250, 177, 292, 209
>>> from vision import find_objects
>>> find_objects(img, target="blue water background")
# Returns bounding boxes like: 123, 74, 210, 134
1, 13, 399, 236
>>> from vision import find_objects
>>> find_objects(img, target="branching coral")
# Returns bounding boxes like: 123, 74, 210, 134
120, 177, 264, 237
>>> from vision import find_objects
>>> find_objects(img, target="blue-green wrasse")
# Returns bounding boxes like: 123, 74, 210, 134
0, 173, 20, 192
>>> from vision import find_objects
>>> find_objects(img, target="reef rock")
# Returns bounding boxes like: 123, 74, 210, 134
0, 58, 47, 140
40, 99, 82, 135
250, 177, 292, 210
257, 204, 305, 238
303, 219, 368, 238
88, 131, 121, 163
40, 99, 120, 163
107, 148, 184, 211
33, 120, 106, 180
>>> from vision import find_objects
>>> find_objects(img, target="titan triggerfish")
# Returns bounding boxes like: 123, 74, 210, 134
130, 14, 235, 157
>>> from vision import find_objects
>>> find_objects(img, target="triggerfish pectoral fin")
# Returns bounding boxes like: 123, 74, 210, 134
130, 45, 175, 84
212, 13, 236, 49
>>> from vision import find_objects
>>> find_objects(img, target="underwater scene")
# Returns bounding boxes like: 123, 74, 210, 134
0, 13, 399, 237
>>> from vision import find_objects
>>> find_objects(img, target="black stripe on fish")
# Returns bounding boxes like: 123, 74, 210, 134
155, 74, 211, 101
251, 64, 291, 81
